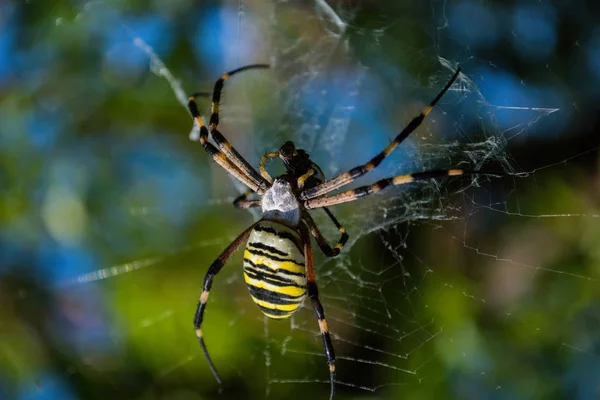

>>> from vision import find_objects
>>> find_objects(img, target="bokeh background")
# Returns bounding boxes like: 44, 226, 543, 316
2, 0, 600, 399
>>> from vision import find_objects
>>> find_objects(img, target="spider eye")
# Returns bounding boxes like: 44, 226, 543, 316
279, 141, 296, 158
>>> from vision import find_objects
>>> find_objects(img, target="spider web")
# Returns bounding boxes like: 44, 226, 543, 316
10, 1, 600, 399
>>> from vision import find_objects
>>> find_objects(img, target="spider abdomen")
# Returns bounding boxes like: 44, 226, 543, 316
243, 221, 306, 319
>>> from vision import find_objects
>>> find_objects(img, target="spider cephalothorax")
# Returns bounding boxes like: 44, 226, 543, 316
261, 177, 301, 225
187, 63, 477, 400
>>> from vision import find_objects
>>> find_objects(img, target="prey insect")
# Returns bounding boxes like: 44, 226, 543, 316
188, 64, 479, 399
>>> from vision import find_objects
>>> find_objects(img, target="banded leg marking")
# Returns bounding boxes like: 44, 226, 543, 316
303, 168, 472, 209
233, 189, 261, 209
208, 64, 271, 187
187, 97, 263, 193
303, 210, 348, 257
299, 223, 335, 400
300, 68, 462, 201
194, 223, 257, 384
209, 64, 270, 128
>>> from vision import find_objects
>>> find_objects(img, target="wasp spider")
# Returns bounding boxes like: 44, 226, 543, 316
188, 64, 476, 399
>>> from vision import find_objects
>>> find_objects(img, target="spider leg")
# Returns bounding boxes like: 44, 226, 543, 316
297, 168, 315, 190
303, 168, 497, 209
303, 210, 348, 257
194, 223, 257, 384
259, 151, 279, 184
299, 223, 336, 400
233, 189, 261, 209
207, 64, 271, 187
300, 68, 462, 201
188, 102, 264, 193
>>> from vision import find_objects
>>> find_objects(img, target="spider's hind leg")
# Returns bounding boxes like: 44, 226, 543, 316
233, 189, 261, 209
299, 223, 336, 400
303, 209, 349, 257
193, 223, 256, 384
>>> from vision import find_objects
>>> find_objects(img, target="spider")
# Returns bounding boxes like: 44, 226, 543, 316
188, 64, 474, 399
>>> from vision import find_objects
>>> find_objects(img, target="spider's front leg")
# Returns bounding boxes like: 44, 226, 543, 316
300, 67, 462, 200
187, 98, 262, 193
207, 64, 271, 187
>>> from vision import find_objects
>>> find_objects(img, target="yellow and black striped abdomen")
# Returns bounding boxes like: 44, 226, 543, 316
243, 221, 306, 319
